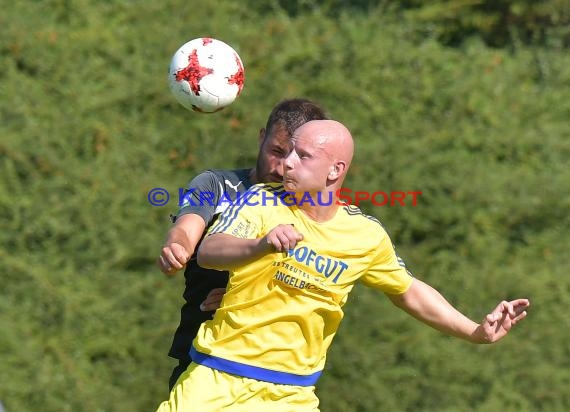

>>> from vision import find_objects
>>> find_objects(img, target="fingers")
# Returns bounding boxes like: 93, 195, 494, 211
504, 300, 516, 317
200, 288, 226, 311
265, 224, 304, 252
509, 299, 530, 325
511, 310, 528, 325
500, 299, 530, 321
159, 243, 190, 275
510, 298, 531, 314
485, 312, 498, 324
493, 299, 529, 321
274, 230, 303, 251
157, 255, 174, 274
486, 301, 507, 323
481, 298, 529, 342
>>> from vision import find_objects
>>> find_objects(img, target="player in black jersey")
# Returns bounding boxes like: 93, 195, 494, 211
158, 98, 328, 390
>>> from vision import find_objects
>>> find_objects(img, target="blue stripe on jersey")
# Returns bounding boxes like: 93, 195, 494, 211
343, 205, 382, 226
210, 184, 285, 234
209, 185, 262, 234
190, 346, 322, 386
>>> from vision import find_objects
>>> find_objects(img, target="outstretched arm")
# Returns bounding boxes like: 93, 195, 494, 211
387, 278, 529, 344
198, 224, 303, 270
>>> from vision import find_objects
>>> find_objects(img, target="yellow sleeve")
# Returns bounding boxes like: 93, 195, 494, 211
360, 229, 413, 294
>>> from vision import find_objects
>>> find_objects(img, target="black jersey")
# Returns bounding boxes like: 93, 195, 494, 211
168, 168, 252, 361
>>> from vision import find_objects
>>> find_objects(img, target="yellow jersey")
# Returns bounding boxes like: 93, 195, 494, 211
192, 184, 413, 386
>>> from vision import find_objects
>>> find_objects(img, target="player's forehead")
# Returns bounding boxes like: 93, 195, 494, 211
265, 122, 291, 146
291, 126, 328, 151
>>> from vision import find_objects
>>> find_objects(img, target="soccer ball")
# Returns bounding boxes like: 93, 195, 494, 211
168, 37, 245, 113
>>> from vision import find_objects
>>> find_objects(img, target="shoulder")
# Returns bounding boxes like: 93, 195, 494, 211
339, 205, 411, 272
338, 204, 389, 240
340, 204, 385, 228
182, 169, 253, 199
192, 168, 252, 187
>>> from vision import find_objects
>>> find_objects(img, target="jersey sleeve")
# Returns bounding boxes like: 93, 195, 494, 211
206, 186, 266, 239
360, 229, 413, 295
174, 170, 223, 224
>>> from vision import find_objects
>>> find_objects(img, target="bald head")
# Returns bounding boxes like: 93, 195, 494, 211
277, 119, 353, 198
294, 119, 353, 163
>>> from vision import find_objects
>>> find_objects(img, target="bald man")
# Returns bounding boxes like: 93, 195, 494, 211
156, 120, 529, 411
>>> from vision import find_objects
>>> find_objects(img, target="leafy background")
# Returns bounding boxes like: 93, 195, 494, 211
1, 1, 569, 411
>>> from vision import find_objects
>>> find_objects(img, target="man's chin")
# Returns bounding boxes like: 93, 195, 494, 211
283, 181, 296, 192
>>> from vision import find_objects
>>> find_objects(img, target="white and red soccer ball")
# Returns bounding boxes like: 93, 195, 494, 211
168, 37, 245, 113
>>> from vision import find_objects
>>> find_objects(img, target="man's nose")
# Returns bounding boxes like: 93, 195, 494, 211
274, 160, 285, 177
283, 152, 295, 170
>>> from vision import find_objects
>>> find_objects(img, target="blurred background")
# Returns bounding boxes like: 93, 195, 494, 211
1, 1, 569, 411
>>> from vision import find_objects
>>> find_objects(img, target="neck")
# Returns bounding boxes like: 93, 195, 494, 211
248, 168, 258, 184
295, 190, 340, 222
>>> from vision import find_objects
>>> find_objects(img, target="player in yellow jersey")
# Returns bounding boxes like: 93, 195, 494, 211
156, 120, 530, 411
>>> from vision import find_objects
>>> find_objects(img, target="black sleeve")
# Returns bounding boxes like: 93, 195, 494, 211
174, 170, 224, 225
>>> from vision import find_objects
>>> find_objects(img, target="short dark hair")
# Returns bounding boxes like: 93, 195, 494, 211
264, 98, 328, 139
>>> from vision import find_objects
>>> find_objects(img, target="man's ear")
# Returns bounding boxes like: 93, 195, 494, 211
258, 128, 266, 147
328, 161, 347, 180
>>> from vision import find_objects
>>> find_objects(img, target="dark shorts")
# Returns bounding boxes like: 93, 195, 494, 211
169, 359, 191, 392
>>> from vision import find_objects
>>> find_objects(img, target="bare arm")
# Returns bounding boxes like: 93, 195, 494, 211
198, 224, 303, 270
198, 234, 267, 270
387, 278, 530, 344
158, 214, 206, 276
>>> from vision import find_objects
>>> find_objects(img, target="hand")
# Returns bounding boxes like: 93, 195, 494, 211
200, 288, 226, 313
263, 224, 304, 253
158, 242, 190, 276
474, 299, 530, 343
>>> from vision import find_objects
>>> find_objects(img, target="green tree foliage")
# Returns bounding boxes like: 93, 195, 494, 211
399, 0, 570, 48
1, 1, 569, 411
252, 0, 570, 48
